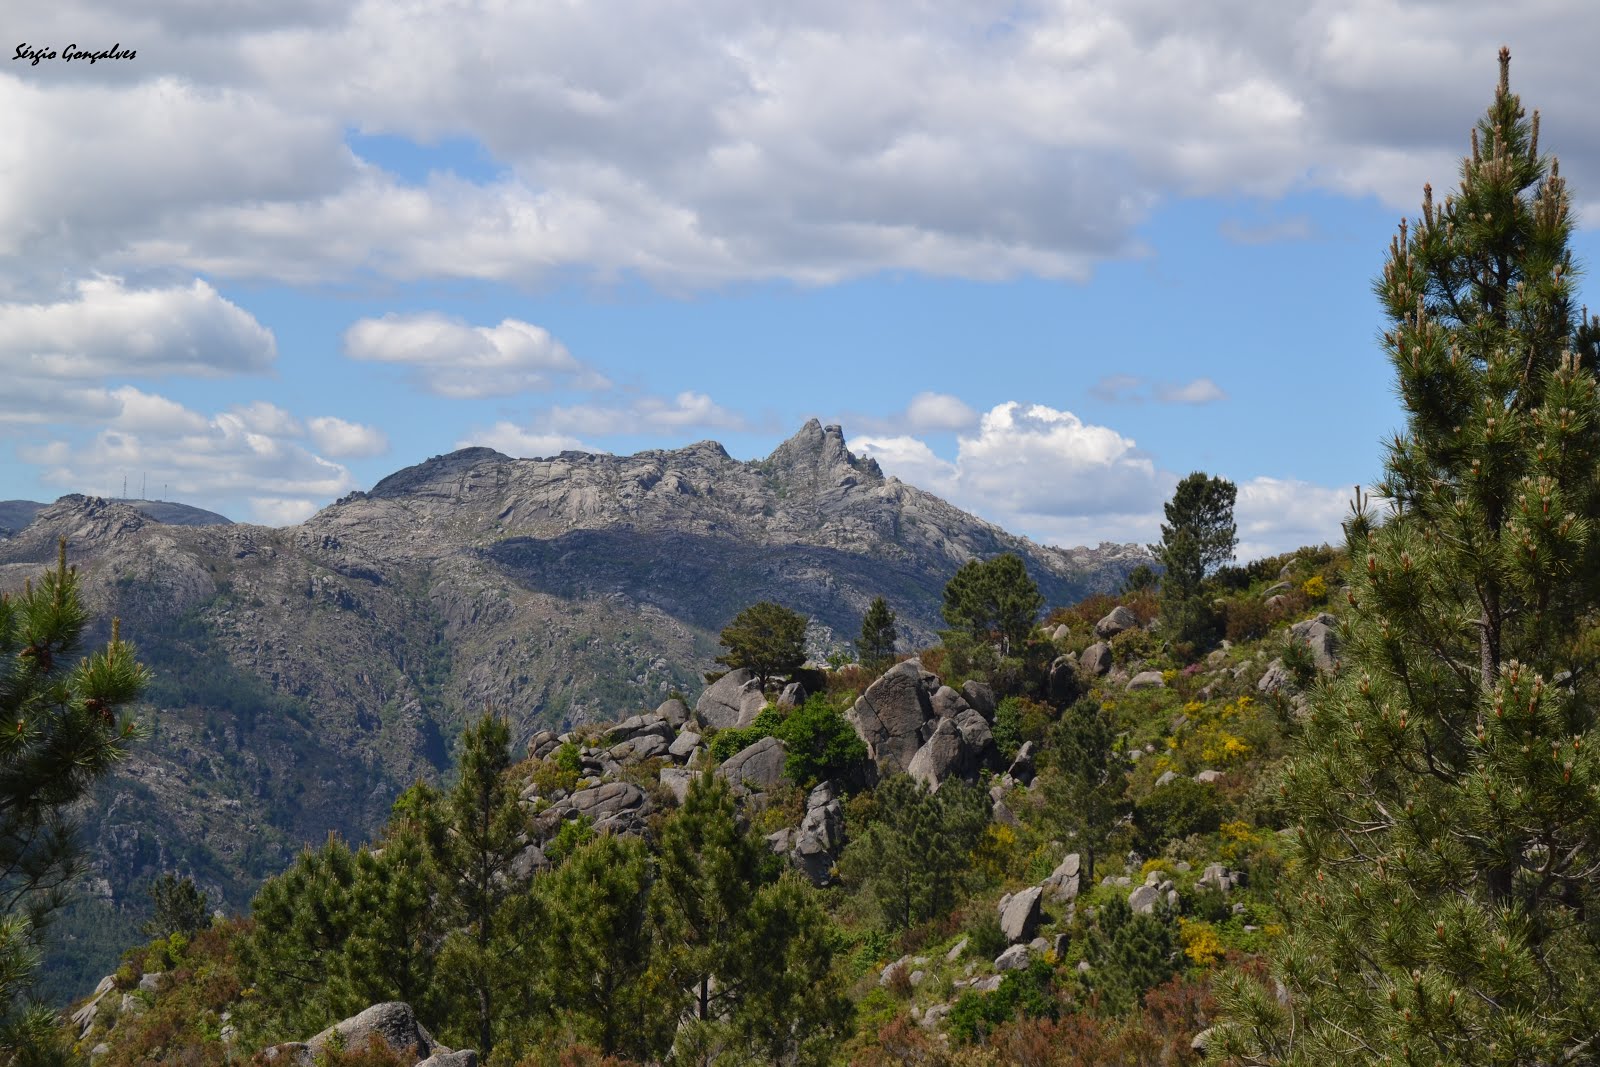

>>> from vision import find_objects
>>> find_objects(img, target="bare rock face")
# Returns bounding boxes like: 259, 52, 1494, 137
998, 886, 1044, 944
717, 735, 789, 792
907, 719, 966, 789
848, 660, 938, 775
696, 669, 768, 729
1095, 605, 1139, 638
261, 1002, 474, 1066
1080, 641, 1113, 676
1043, 852, 1081, 902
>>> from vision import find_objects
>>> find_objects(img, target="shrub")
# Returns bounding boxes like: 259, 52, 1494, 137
1134, 779, 1223, 852
774, 694, 868, 787
1223, 597, 1272, 643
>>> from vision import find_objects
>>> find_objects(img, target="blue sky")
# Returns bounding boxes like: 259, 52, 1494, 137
5, 2, 1600, 558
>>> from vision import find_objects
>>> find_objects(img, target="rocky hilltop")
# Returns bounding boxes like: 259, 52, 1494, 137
0, 421, 1146, 999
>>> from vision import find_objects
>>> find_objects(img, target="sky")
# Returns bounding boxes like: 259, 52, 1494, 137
5, 2, 1600, 560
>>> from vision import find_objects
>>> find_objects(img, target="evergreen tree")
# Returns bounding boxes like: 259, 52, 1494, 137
654, 771, 763, 1029
1218, 50, 1600, 1064
842, 775, 989, 931
431, 712, 536, 1059
1042, 697, 1124, 884
539, 833, 674, 1061
715, 602, 809, 689
0, 542, 147, 1055
1152, 472, 1236, 653
143, 873, 210, 939
858, 597, 899, 674
335, 818, 441, 1019
941, 553, 1045, 659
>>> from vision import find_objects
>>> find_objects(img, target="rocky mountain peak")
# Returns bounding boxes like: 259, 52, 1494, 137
762, 419, 883, 486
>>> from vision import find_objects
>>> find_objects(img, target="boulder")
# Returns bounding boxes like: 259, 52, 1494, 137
538, 781, 650, 837
960, 680, 997, 720
907, 718, 966, 789
717, 735, 788, 792
1127, 670, 1166, 690
998, 885, 1044, 943
667, 730, 702, 762
1079, 641, 1113, 677
930, 685, 970, 719
1195, 769, 1225, 784
953, 709, 998, 767
527, 730, 561, 760
1006, 741, 1036, 786
800, 781, 845, 851
848, 660, 938, 775
1128, 885, 1160, 914
262, 1002, 472, 1067
609, 731, 671, 763
1290, 613, 1340, 672
1042, 852, 1081, 902
1047, 656, 1082, 705
1050, 623, 1071, 641
660, 767, 694, 804
777, 681, 807, 708
1095, 606, 1139, 638
601, 714, 673, 748
1154, 770, 1178, 788
696, 668, 768, 729
994, 944, 1033, 971
1257, 658, 1293, 694
656, 697, 691, 727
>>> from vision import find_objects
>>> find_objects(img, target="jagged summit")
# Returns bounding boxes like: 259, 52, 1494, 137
762, 419, 884, 484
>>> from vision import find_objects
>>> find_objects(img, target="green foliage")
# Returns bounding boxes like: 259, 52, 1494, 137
942, 554, 1045, 659
0, 542, 147, 1053
947, 957, 1059, 1044
715, 601, 809, 688
1087, 896, 1178, 1014
1152, 472, 1236, 654
544, 814, 595, 867
1041, 698, 1125, 883
143, 874, 210, 939
707, 705, 784, 763
1220, 53, 1600, 1065
1132, 779, 1222, 853
773, 695, 868, 788
841, 775, 989, 931
1120, 563, 1158, 595
992, 697, 1024, 764
858, 596, 899, 675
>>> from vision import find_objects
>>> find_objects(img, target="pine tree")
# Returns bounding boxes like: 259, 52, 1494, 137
432, 712, 536, 1059
842, 775, 989, 931
715, 602, 809, 689
1152, 472, 1236, 653
858, 596, 899, 674
1042, 697, 1124, 884
0, 542, 147, 1054
143, 873, 210, 939
1218, 50, 1600, 1065
941, 553, 1045, 659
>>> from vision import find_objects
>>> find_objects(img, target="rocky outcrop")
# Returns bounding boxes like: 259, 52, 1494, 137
1079, 641, 1113, 676
767, 780, 847, 885
534, 781, 650, 838
848, 661, 938, 775
1095, 606, 1139, 638
1290, 613, 1340, 672
696, 669, 768, 729
717, 736, 788, 792
261, 1002, 474, 1066
998, 885, 1044, 943
1043, 852, 1082, 902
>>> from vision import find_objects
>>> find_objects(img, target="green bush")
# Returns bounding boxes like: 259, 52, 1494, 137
707, 705, 785, 762
946, 957, 1059, 1044
1133, 778, 1223, 852
773, 695, 868, 787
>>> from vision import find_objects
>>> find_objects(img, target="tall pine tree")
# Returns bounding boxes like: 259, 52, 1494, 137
1218, 50, 1600, 1065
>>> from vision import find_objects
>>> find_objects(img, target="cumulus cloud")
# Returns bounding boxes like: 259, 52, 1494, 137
343, 312, 604, 398
308, 415, 389, 458
6, 2, 1597, 292
543, 391, 747, 435
1090, 376, 1228, 405
19, 391, 367, 525
0, 275, 276, 377
904, 392, 979, 432
455, 422, 591, 458
853, 401, 1350, 557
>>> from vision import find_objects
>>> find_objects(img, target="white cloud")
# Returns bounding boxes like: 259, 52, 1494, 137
6, 3, 1596, 292
853, 400, 1352, 557
308, 415, 389, 458
0, 275, 276, 377
905, 391, 978, 432
456, 422, 591, 458
544, 391, 747, 435
1153, 378, 1227, 405
108, 386, 210, 433
250, 497, 321, 526
343, 312, 603, 398
1091, 376, 1228, 405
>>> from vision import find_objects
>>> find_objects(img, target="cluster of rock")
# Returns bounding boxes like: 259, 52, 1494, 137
261, 1002, 475, 1066
846, 660, 1001, 787
766, 780, 847, 885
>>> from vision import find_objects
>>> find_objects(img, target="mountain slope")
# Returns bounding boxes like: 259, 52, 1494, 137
0, 421, 1146, 1000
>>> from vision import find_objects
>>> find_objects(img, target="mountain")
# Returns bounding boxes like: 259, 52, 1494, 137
0, 497, 231, 536
0, 421, 1147, 1000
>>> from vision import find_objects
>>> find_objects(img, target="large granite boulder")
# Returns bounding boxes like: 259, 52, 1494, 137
768, 780, 847, 886
535, 781, 650, 838
1095, 606, 1139, 638
656, 697, 691, 728
907, 718, 965, 789
848, 660, 938, 775
261, 1003, 473, 1066
1047, 656, 1082, 705
1043, 852, 1081, 902
960, 679, 997, 721
930, 685, 970, 719
1079, 641, 1113, 677
717, 735, 788, 792
1290, 613, 1340, 672
998, 886, 1043, 943
696, 668, 768, 729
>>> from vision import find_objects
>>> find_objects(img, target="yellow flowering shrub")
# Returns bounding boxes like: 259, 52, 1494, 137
1179, 919, 1225, 966
1302, 575, 1328, 601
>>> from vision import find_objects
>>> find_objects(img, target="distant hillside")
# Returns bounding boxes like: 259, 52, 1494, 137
0, 497, 230, 535
0, 421, 1148, 1001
